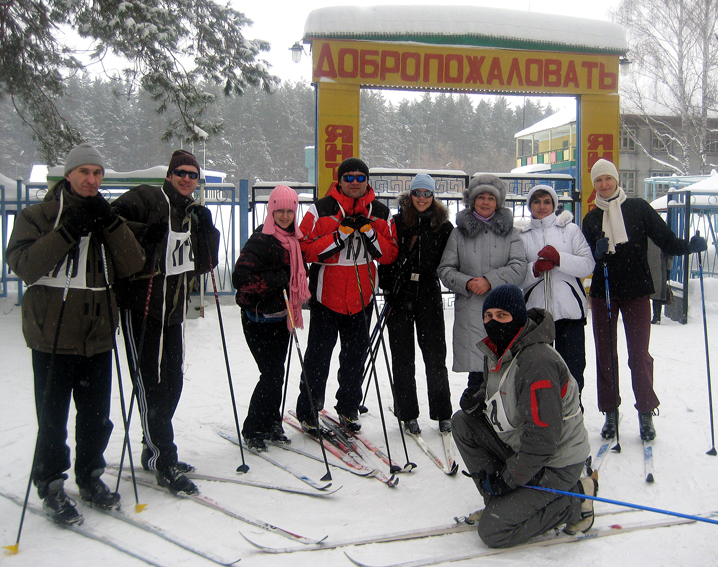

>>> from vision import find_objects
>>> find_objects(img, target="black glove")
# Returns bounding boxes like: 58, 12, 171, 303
689, 234, 708, 253
354, 215, 373, 234
144, 223, 168, 245
594, 237, 610, 260
63, 206, 96, 240
85, 194, 117, 227
480, 470, 513, 497
460, 387, 485, 414
192, 205, 213, 230
338, 217, 356, 240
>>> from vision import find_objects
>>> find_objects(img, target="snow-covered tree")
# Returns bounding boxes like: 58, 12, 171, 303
613, 0, 718, 174
0, 0, 278, 164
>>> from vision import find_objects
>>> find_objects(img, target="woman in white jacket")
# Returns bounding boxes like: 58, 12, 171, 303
518, 185, 594, 396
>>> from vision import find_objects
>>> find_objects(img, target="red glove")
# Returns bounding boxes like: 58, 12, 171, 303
537, 245, 560, 266
534, 259, 555, 276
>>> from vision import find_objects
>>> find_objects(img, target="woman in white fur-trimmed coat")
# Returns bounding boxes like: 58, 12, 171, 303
518, 185, 594, 396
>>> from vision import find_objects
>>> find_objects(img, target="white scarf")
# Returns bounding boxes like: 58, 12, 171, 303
594, 187, 629, 254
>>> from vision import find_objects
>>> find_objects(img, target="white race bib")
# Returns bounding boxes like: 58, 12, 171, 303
165, 229, 194, 276
33, 236, 103, 291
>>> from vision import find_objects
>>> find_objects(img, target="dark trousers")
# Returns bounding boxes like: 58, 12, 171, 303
554, 318, 586, 393
386, 302, 452, 421
32, 350, 113, 490
591, 295, 658, 413
121, 310, 184, 471
296, 301, 372, 422
241, 312, 290, 437
452, 410, 583, 548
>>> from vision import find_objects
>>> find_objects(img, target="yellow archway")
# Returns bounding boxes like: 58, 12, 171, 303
303, 6, 628, 213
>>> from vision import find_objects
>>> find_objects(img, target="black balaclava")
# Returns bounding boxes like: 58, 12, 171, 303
482, 285, 528, 355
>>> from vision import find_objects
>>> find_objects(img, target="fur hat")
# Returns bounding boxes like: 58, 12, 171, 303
526, 184, 558, 212
64, 143, 106, 175
337, 157, 370, 181
410, 173, 435, 193
167, 149, 200, 177
590, 159, 619, 186
263, 184, 301, 237
464, 173, 507, 209
482, 284, 527, 326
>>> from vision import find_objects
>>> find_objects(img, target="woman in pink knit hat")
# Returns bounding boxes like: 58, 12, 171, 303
232, 185, 310, 451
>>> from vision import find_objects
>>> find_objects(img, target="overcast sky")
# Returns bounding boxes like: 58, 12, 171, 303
241, 0, 623, 86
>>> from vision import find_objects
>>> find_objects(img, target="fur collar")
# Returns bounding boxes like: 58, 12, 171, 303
456, 207, 514, 238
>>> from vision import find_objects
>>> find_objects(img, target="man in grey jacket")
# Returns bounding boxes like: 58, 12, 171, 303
453, 285, 594, 548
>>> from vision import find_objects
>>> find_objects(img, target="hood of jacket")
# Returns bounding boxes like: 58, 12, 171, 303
521, 209, 574, 233
456, 206, 514, 238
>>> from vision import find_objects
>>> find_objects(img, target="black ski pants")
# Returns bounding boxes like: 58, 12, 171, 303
32, 350, 113, 492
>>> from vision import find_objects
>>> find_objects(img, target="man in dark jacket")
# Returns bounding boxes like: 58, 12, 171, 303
112, 149, 220, 495
296, 157, 398, 432
582, 159, 706, 441
7, 143, 145, 525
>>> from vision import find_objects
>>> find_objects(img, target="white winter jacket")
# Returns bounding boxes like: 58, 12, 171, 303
518, 210, 594, 322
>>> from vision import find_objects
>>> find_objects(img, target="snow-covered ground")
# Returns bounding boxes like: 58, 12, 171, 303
1, 279, 718, 566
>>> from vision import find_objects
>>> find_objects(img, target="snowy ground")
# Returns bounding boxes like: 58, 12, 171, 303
1, 279, 718, 567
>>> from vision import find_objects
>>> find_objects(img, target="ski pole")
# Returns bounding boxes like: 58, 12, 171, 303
280, 338, 293, 418
359, 302, 391, 414
203, 231, 249, 474
603, 257, 621, 453
114, 244, 159, 492
350, 235, 412, 474
99, 243, 146, 513
7, 257, 74, 555
357, 235, 417, 471
283, 290, 333, 482
526, 485, 718, 526
695, 232, 717, 456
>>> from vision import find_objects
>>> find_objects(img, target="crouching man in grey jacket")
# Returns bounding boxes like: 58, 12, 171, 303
453, 284, 594, 548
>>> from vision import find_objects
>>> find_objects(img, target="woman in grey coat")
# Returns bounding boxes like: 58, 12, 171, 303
438, 174, 527, 388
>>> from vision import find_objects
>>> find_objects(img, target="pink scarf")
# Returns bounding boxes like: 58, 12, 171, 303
262, 186, 310, 330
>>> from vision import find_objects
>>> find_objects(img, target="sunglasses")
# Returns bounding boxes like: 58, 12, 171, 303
342, 174, 367, 183
410, 189, 433, 198
172, 168, 199, 180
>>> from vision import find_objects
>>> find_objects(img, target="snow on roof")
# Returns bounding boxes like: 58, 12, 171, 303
514, 106, 577, 138
304, 6, 627, 55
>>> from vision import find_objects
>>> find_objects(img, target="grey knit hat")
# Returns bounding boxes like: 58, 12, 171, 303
410, 173, 435, 193
463, 173, 507, 209
64, 143, 106, 175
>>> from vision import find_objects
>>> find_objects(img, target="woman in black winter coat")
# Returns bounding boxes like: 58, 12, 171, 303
379, 174, 454, 434
232, 185, 310, 450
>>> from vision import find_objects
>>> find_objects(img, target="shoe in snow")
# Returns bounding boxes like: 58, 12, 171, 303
601, 410, 618, 439
405, 419, 421, 435
439, 419, 453, 433
156, 465, 199, 495
268, 422, 291, 444
142, 444, 194, 473
338, 410, 361, 432
639, 411, 656, 441
79, 470, 121, 510
564, 476, 598, 535
42, 480, 83, 526
246, 436, 268, 452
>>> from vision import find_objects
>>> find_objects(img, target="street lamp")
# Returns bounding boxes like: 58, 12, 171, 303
290, 41, 305, 64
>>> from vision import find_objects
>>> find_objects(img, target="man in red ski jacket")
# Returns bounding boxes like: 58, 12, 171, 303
296, 157, 398, 432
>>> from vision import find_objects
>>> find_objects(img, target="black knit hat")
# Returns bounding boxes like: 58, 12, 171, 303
167, 150, 200, 177
482, 285, 527, 326
337, 157, 369, 181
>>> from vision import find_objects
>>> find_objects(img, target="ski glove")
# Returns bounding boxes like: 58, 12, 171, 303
355, 215, 374, 237
537, 245, 560, 266
533, 258, 555, 276
338, 217, 356, 240
63, 206, 96, 240
85, 194, 117, 228
480, 470, 512, 497
192, 205, 213, 230
594, 237, 610, 260
689, 234, 708, 253
459, 386, 485, 414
